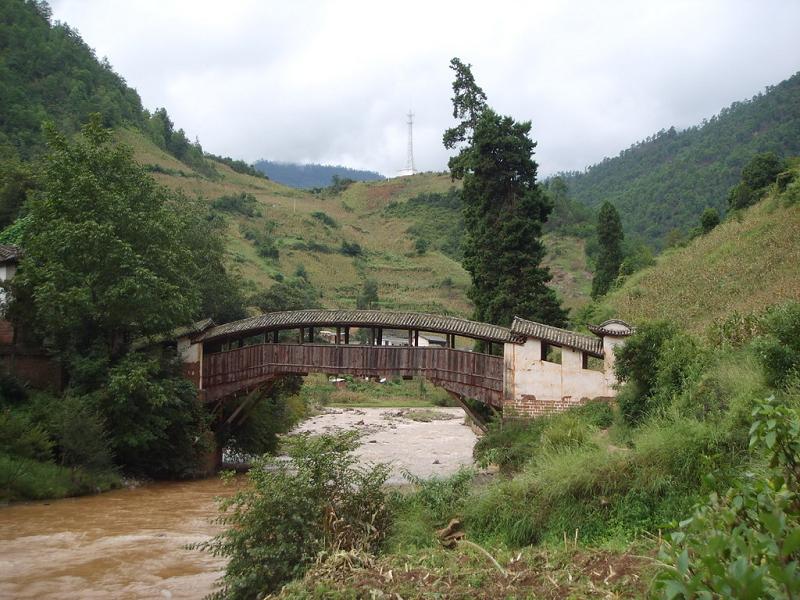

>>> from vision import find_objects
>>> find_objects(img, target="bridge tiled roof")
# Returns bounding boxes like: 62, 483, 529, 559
587, 319, 635, 338
0, 244, 21, 263
196, 310, 514, 344
510, 317, 604, 358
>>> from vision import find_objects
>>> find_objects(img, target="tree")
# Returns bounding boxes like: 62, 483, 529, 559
442, 58, 487, 151
13, 116, 201, 363
728, 152, 786, 210
356, 279, 379, 310
699, 207, 721, 233
443, 59, 567, 327
591, 201, 624, 298
8, 116, 224, 478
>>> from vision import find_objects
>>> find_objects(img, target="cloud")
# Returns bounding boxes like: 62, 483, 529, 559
50, 0, 800, 177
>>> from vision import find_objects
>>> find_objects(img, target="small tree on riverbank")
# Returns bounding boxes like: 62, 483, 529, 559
197, 432, 391, 599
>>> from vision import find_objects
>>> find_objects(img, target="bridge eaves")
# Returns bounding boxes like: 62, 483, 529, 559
195, 310, 514, 345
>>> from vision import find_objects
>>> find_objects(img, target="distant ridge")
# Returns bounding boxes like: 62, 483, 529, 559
253, 160, 385, 189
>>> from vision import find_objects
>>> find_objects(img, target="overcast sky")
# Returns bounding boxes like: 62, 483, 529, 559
49, 0, 800, 177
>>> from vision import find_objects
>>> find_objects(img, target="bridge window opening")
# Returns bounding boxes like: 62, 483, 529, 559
542, 344, 562, 364
584, 355, 604, 372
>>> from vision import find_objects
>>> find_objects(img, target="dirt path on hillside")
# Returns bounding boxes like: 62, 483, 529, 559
291, 407, 478, 484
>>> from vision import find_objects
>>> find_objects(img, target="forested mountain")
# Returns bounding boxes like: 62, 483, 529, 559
0, 0, 146, 159
560, 72, 800, 246
253, 160, 385, 189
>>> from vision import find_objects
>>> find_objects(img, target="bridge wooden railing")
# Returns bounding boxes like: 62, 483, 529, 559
201, 343, 504, 405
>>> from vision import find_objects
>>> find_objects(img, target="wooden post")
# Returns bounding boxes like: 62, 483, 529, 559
377, 328, 383, 346
299, 328, 304, 344
414, 330, 419, 346
407, 329, 413, 346
369, 328, 375, 346
273, 330, 279, 343
344, 327, 350, 344
336, 327, 341, 345
487, 341, 493, 355
308, 327, 314, 343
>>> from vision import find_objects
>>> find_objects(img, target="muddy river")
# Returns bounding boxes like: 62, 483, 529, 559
0, 407, 476, 599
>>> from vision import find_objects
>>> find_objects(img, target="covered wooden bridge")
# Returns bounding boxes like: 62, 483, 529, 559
180, 310, 514, 408
176, 309, 632, 418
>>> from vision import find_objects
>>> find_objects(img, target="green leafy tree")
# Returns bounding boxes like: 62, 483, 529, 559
196, 432, 391, 599
444, 58, 567, 327
13, 116, 200, 363
699, 207, 721, 233
7, 117, 227, 478
356, 279, 379, 310
591, 201, 624, 298
728, 152, 786, 210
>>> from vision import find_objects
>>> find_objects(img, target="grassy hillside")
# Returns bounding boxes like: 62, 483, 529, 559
119, 127, 591, 319
591, 172, 800, 335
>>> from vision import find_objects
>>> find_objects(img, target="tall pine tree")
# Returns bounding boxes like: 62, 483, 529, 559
591, 201, 624, 298
443, 58, 567, 328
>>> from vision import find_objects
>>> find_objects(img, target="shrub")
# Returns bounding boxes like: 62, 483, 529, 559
197, 432, 391, 599
752, 302, 800, 389
655, 395, 800, 598
340, 240, 363, 256
311, 211, 338, 228
414, 238, 430, 255
211, 192, 260, 217
0, 409, 53, 461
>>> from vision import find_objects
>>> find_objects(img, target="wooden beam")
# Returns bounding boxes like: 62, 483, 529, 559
447, 391, 488, 433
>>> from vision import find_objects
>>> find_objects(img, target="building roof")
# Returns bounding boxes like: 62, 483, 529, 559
587, 319, 635, 338
510, 317, 605, 358
196, 309, 513, 344
0, 245, 21, 264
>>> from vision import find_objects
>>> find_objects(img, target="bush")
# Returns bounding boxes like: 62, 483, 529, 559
617, 325, 710, 427
211, 192, 260, 217
752, 302, 800, 389
197, 432, 391, 599
98, 352, 213, 479
311, 211, 338, 228
340, 240, 363, 256
655, 395, 800, 598
0, 409, 53, 461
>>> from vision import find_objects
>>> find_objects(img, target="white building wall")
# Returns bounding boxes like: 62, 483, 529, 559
504, 336, 618, 417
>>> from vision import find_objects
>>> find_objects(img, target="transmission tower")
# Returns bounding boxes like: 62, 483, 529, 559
400, 110, 416, 176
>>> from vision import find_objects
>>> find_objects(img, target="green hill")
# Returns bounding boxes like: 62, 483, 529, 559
588, 168, 800, 335
561, 72, 800, 247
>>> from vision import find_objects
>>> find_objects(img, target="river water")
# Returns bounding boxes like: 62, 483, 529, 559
0, 408, 476, 599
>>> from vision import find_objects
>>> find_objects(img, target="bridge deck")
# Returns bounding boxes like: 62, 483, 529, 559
202, 343, 504, 406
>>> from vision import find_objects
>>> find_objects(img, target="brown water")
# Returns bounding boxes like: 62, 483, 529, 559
0, 477, 238, 599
